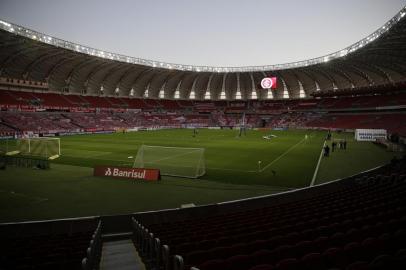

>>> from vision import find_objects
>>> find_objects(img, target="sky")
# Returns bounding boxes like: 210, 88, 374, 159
0, 0, 404, 67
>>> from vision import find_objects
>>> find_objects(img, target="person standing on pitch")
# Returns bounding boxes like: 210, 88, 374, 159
332, 141, 336, 152
324, 145, 330, 157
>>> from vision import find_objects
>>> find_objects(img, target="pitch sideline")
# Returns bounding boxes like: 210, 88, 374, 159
310, 140, 327, 186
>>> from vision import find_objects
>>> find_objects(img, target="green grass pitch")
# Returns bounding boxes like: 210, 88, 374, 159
0, 129, 397, 222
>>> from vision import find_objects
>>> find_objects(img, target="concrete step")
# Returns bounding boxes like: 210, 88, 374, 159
100, 239, 145, 270
102, 232, 133, 242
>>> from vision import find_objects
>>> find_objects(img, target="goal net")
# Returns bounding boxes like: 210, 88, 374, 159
133, 145, 205, 178
0, 139, 18, 155
17, 137, 60, 159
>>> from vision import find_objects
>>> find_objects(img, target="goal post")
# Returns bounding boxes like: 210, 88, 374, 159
133, 145, 205, 178
17, 137, 60, 159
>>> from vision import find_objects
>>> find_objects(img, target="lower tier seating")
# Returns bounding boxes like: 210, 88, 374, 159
133, 157, 406, 270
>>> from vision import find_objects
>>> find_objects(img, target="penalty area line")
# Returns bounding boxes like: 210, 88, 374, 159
259, 137, 306, 173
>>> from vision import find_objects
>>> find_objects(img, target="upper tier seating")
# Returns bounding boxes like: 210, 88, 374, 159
125, 98, 149, 109
0, 90, 26, 105
143, 99, 161, 108
0, 112, 80, 133
80, 96, 115, 108
1, 89, 406, 111
159, 100, 182, 110
31, 92, 73, 107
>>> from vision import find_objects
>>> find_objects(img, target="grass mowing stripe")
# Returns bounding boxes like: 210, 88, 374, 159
61, 155, 130, 163
260, 137, 306, 172
146, 150, 201, 164
0, 189, 48, 203
206, 166, 257, 173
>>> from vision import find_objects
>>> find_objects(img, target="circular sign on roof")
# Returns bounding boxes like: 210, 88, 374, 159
261, 77, 274, 89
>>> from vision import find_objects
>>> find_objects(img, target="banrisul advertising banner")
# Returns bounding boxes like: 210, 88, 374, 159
94, 166, 161, 181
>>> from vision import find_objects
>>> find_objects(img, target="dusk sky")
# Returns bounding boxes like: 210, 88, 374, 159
0, 0, 404, 67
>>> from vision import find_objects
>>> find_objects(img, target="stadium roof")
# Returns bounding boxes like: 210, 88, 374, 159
0, 6, 406, 100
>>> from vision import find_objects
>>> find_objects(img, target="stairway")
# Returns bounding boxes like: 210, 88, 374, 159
100, 238, 145, 270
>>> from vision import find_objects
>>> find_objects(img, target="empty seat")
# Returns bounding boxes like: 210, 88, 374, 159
394, 249, 406, 269
323, 247, 350, 269
225, 254, 254, 270
369, 254, 395, 270
196, 259, 227, 270
275, 258, 299, 270
300, 252, 326, 270
345, 261, 368, 270
252, 250, 274, 266
249, 264, 275, 270
361, 237, 383, 260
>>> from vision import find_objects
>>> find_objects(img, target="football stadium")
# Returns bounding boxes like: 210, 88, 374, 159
1, 1, 406, 269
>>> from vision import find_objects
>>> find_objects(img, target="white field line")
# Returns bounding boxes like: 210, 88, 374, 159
310, 140, 326, 187
142, 145, 203, 150
259, 137, 306, 172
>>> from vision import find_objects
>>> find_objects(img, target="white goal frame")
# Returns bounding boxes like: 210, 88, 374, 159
133, 145, 205, 178
17, 137, 61, 159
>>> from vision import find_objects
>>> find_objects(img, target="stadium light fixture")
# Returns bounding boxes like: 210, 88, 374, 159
340, 50, 348, 57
